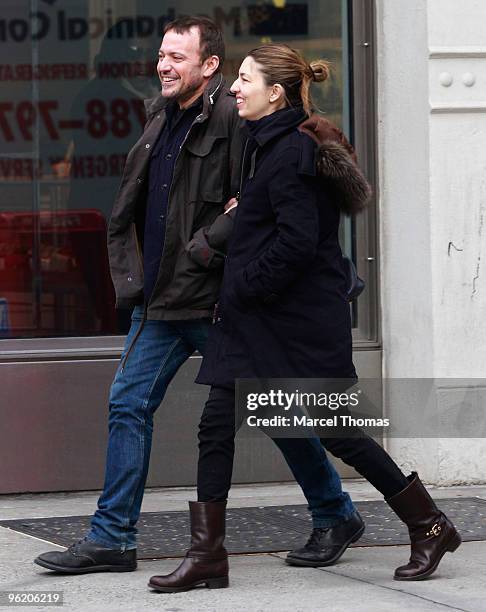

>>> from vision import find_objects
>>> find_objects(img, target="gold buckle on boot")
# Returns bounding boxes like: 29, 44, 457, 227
426, 523, 442, 537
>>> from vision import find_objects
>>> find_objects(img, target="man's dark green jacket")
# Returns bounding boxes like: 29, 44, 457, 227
107, 73, 243, 320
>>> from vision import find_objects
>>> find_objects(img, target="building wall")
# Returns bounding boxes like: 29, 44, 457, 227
376, 0, 486, 483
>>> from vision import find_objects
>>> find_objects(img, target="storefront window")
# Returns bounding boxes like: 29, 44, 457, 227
0, 0, 350, 339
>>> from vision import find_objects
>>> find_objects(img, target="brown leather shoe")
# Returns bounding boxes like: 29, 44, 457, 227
148, 501, 229, 593
386, 472, 461, 580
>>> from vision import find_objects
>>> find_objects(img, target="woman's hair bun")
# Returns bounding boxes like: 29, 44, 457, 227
309, 60, 330, 83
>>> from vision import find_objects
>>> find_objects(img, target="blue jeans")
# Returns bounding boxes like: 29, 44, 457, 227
274, 436, 355, 528
88, 306, 355, 550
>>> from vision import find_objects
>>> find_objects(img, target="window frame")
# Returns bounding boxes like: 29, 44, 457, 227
350, 0, 380, 348
0, 0, 380, 359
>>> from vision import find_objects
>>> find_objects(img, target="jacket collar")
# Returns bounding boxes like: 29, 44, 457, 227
144, 73, 225, 120
245, 106, 308, 147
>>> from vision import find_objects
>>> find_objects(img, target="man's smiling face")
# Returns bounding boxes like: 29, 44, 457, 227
157, 26, 210, 108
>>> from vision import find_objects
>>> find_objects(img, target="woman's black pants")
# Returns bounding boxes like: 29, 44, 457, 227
197, 385, 409, 503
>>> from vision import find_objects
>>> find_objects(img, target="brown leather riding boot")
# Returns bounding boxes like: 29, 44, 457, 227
148, 501, 229, 593
386, 472, 461, 580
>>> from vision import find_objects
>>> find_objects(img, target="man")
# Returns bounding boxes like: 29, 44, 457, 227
34, 16, 359, 575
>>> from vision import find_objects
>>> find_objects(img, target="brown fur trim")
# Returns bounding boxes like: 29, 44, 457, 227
316, 140, 372, 215
298, 115, 372, 215
299, 115, 357, 162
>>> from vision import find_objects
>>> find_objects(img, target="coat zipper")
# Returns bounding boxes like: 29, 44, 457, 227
132, 222, 144, 279
230, 138, 249, 242
163, 74, 222, 231
155, 103, 209, 294
121, 98, 210, 373
214, 139, 250, 328
121, 81, 224, 372
237, 139, 249, 202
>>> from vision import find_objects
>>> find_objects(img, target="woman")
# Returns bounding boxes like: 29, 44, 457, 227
149, 44, 461, 592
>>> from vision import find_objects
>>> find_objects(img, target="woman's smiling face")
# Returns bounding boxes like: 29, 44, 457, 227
230, 56, 285, 120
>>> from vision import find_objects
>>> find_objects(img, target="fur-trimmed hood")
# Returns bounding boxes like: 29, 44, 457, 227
299, 115, 372, 216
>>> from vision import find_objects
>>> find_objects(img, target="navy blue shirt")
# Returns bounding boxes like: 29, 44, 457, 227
143, 97, 203, 301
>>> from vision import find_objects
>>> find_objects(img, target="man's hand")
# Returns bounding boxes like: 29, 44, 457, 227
224, 197, 238, 214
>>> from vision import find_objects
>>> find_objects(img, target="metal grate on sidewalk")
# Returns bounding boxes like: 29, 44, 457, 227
1, 498, 485, 559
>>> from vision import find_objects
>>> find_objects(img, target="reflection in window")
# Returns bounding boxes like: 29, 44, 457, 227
0, 0, 349, 339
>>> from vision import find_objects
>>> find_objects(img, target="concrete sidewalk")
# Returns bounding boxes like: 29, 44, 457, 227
1, 480, 485, 612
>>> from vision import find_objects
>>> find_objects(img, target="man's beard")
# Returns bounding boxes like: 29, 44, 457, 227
162, 74, 204, 104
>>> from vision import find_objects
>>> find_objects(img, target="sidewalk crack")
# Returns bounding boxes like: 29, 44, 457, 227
315, 567, 471, 612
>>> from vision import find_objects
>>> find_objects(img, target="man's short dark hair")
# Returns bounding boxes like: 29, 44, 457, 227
164, 16, 225, 71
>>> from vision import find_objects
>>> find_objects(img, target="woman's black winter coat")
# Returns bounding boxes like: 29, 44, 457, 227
196, 107, 370, 387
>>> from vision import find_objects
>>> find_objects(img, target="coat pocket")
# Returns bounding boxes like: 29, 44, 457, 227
185, 135, 227, 203
108, 223, 144, 303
